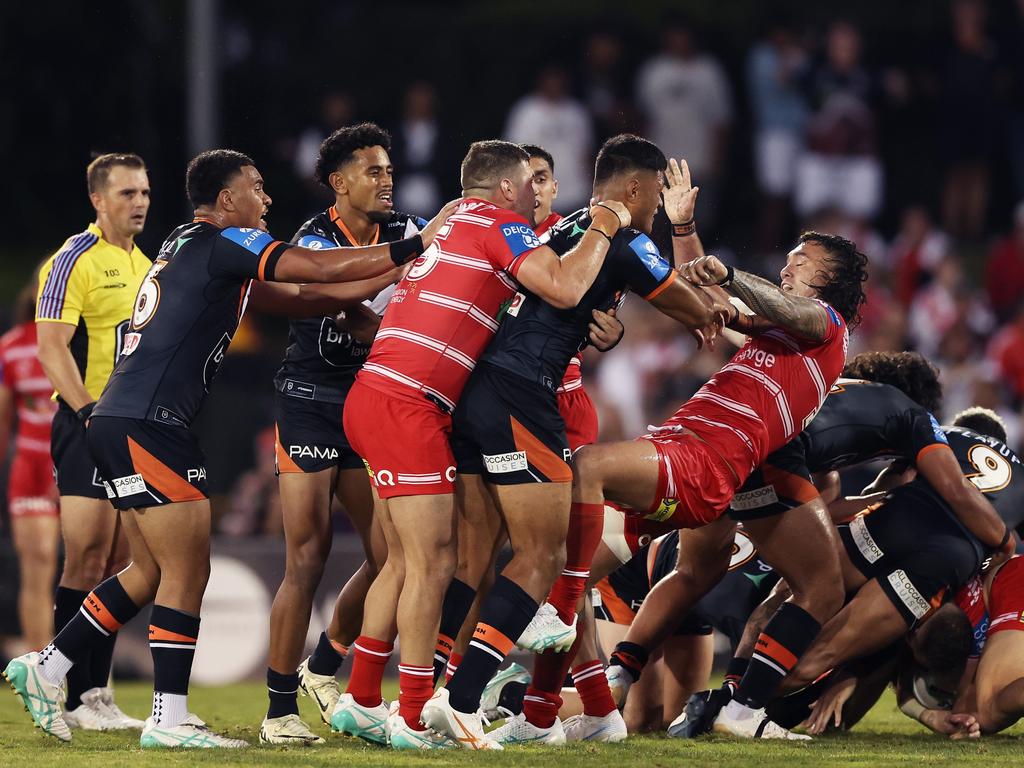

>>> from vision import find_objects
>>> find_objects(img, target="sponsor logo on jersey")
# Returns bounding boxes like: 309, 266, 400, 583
735, 345, 777, 368
730, 485, 779, 511
288, 445, 340, 461
111, 473, 147, 498
849, 515, 884, 563
187, 468, 207, 484
887, 569, 930, 619
203, 333, 232, 393
222, 227, 273, 255
928, 414, 948, 444
646, 497, 679, 523
483, 451, 528, 474
506, 292, 525, 318
824, 303, 841, 327
297, 234, 335, 250
122, 332, 142, 357
500, 223, 541, 255
629, 234, 670, 281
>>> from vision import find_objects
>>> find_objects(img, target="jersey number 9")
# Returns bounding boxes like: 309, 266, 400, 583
966, 444, 1012, 493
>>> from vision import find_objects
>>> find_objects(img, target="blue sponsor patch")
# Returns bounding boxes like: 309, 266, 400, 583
221, 227, 274, 255
297, 234, 335, 250
628, 233, 670, 281
500, 223, 542, 256
414, 216, 428, 229
824, 303, 842, 327
929, 414, 949, 444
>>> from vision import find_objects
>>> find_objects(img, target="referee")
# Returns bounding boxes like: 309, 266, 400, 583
34, 153, 151, 730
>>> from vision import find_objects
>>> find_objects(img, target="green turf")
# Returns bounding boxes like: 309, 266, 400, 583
1, 680, 1021, 766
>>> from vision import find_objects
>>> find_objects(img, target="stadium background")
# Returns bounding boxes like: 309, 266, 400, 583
2, 0, 1024, 682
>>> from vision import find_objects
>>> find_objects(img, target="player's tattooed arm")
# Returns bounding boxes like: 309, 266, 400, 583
680, 254, 829, 341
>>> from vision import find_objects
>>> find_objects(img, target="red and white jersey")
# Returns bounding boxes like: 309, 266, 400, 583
359, 198, 540, 411
0, 322, 57, 455
661, 300, 849, 483
557, 355, 584, 393
535, 211, 563, 237
954, 575, 988, 658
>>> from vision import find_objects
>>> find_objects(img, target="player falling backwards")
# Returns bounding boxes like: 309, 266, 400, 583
3, 148, 456, 748
534, 231, 871, 742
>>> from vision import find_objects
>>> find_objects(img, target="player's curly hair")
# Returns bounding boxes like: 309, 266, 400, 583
798, 231, 869, 329
185, 149, 254, 207
315, 122, 391, 188
842, 351, 942, 413
952, 406, 1008, 444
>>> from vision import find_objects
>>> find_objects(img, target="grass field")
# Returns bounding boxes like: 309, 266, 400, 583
2, 681, 1022, 766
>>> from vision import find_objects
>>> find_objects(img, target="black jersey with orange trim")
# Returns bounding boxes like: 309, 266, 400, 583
273, 208, 425, 398
731, 379, 949, 518
902, 426, 1024, 537
93, 220, 289, 427
480, 207, 674, 392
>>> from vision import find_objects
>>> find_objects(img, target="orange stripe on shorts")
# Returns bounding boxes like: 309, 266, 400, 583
510, 416, 572, 483
127, 437, 205, 503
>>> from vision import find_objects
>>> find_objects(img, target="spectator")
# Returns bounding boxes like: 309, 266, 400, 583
988, 301, 1024, 405
940, 0, 998, 240
889, 205, 950, 308
795, 21, 883, 221
747, 19, 809, 252
578, 29, 639, 140
908, 255, 994, 358
504, 65, 594, 211
293, 90, 356, 203
635, 13, 732, 231
391, 81, 446, 217
984, 200, 1024, 322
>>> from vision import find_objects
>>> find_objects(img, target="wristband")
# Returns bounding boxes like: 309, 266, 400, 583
77, 402, 96, 423
672, 220, 696, 237
717, 265, 735, 287
389, 235, 424, 266
998, 527, 1012, 551
899, 697, 927, 723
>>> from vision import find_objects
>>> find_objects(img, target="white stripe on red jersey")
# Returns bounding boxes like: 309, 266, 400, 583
663, 304, 849, 482
557, 355, 584, 394
358, 198, 540, 410
0, 323, 56, 454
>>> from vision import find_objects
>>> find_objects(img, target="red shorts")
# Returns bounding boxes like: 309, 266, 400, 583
988, 557, 1024, 637
343, 381, 456, 499
602, 501, 675, 564
557, 386, 599, 453
641, 433, 737, 528
7, 450, 58, 518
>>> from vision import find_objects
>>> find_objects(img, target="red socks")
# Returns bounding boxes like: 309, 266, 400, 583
398, 664, 433, 730
572, 659, 616, 717
345, 635, 393, 707
548, 502, 604, 623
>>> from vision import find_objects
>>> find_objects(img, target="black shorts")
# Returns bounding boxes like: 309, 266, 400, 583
51, 405, 107, 499
838, 487, 984, 627
451, 363, 571, 485
85, 416, 209, 511
728, 439, 818, 521
274, 389, 363, 474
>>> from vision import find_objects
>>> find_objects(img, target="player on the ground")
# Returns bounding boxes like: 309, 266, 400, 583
622, 352, 1012, 739
770, 410, 1023, 709
33, 153, 152, 730
260, 123, 424, 745
0, 278, 59, 653
2, 148, 455, 747
332, 140, 632, 750
423, 137, 724, 749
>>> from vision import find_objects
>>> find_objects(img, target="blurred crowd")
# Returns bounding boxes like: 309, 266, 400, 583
6, 1, 1024, 536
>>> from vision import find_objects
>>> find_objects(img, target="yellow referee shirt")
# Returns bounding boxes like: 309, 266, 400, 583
36, 223, 150, 400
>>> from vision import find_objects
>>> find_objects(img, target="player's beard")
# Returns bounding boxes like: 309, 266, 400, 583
367, 209, 391, 224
